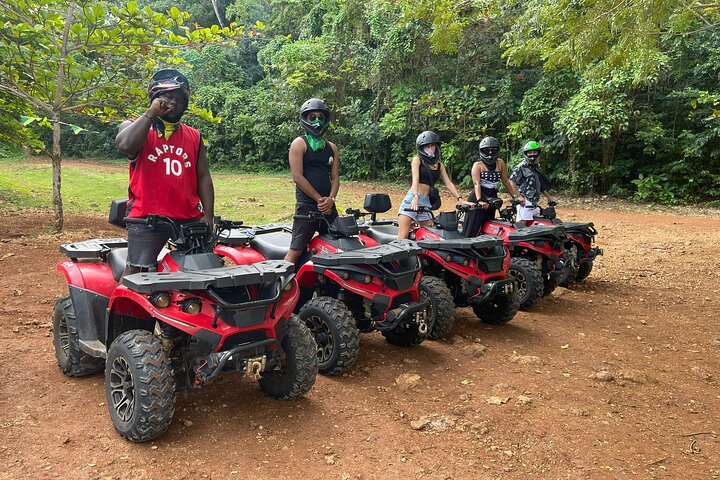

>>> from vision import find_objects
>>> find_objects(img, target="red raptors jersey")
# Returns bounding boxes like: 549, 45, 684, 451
127, 123, 202, 219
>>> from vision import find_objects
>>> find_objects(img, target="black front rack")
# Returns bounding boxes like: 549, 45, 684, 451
121, 260, 293, 293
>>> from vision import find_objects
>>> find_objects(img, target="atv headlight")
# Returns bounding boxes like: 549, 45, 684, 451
181, 298, 202, 314
150, 292, 171, 308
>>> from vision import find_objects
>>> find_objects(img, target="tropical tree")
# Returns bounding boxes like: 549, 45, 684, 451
0, 0, 241, 230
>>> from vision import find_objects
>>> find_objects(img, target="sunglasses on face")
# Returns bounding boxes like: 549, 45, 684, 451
482, 147, 499, 154
307, 112, 326, 122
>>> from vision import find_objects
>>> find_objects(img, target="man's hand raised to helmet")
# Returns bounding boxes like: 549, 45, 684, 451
147, 97, 173, 119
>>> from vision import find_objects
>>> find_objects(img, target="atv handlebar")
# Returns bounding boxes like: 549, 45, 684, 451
124, 215, 253, 254
404, 206, 433, 214
294, 211, 334, 230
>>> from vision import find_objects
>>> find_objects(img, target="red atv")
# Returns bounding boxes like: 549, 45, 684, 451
53, 201, 317, 442
215, 208, 442, 376
357, 194, 519, 332
526, 201, 603, 285
461, 198, 568, 310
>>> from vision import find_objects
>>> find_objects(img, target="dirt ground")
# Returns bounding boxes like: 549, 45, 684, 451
2, 194, 720, 479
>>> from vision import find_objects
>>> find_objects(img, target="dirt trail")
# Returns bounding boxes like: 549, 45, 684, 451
1, 205, 720, 480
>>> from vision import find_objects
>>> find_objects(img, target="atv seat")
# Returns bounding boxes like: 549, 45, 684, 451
249, 230, 293, 260
366, 225, 399, 245
107, 248, 128, 282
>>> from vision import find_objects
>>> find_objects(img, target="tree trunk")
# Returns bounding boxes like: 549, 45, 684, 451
567, 142, 577, 194
210, 0, 225, 27
600, 136, 614, 193
49, 3, 74, 232
52, 115, 63, 232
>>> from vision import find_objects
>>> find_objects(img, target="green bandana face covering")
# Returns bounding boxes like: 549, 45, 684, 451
305, 132, 325, 151
305, 119, 326, 151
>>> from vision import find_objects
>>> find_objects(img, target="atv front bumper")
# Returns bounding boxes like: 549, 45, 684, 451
194, 338, 282, 384
467, 278, 515, 305
586, 246, 603, 260
378, 298, 430, 333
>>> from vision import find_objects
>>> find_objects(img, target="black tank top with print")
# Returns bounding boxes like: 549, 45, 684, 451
469, 161, 501, 202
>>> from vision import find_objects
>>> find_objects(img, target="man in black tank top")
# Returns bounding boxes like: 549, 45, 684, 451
285, 98, 340, 265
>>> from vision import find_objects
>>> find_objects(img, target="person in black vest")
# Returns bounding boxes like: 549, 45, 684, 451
284, 98, 339, 265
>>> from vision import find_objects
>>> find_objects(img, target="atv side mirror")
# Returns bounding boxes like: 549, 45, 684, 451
109, 199, 128, 229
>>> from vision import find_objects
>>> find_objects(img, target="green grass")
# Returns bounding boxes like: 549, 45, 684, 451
0, 157, 129, 212
0, 157, 408, 224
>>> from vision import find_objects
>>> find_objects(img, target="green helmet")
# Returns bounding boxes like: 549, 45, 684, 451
523, 140, 541, 164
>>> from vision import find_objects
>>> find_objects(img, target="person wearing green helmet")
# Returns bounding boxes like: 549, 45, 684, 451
509, 140, 556, 221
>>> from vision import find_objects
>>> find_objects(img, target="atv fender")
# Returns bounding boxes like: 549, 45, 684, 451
357, 233, 379, 247
214, 244, 266, 266
108, 287, 197, 336
56, 260, 118, 298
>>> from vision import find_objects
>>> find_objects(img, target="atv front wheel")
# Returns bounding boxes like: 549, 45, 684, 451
576, 261, 594, 282
473, 288, 520, 325
299, 297, 360, 376
559, 245, 579, 287
105, 330, 176, 442
259, 315, 318, 399
420, 275, 455, 340
509, 257, 544, 311
52, 294, 104, 377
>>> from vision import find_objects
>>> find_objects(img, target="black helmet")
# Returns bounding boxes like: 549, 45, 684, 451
522, 140, 542, 164
300, 98, 331, 136
478, 136, 500, 165
148, 69, 190, 102
416, 130, 441, 164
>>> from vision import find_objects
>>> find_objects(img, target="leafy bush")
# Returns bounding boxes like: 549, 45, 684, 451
631, 173, 675, 203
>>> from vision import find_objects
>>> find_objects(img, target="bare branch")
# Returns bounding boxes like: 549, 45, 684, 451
0, 77, 54, 115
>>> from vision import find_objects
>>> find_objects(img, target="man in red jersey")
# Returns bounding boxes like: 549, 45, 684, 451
115, 69, 214, 276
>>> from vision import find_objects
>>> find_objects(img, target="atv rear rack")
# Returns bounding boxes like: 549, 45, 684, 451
60, 238, 128, 261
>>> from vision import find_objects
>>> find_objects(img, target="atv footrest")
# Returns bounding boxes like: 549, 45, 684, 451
60, 238, 128, 260
312, 240, 420, 266
121, 260, 293, 293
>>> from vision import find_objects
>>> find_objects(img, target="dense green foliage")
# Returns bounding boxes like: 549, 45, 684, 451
2, 0, 719, 205
0, 0, 242, 229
